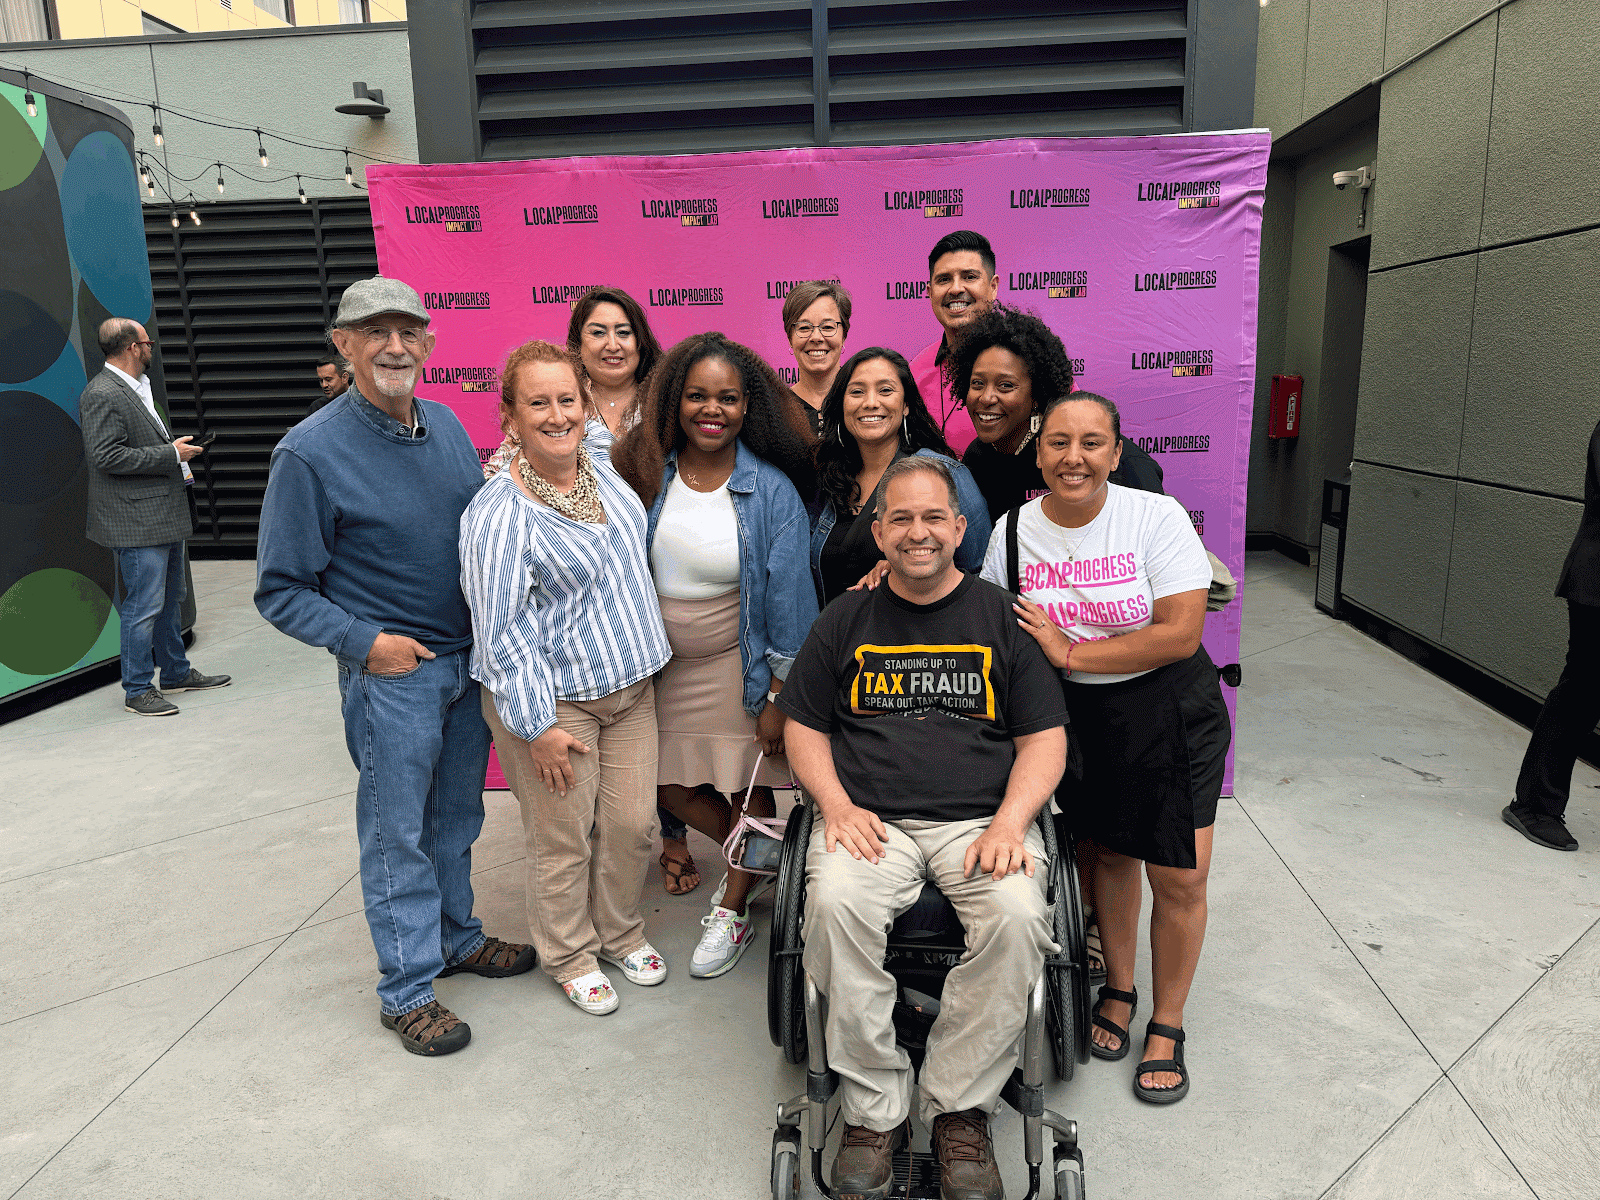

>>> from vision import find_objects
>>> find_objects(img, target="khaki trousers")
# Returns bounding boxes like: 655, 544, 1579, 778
482, 679, 658, 983
803, 817, 1054, 1130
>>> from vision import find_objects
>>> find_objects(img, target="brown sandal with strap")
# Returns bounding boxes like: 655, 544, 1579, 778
660, 848, 701, 895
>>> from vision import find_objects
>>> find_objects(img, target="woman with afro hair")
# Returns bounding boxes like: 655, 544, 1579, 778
611, 332, 818, 978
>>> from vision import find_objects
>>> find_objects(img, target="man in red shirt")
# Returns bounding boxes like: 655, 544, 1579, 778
910, 230, 999, 456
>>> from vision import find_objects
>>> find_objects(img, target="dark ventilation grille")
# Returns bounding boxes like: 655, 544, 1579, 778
456, 0, 1194, 161
144, 198, 378, 556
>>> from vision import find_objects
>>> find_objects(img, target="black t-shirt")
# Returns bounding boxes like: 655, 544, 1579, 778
777, 573, 1067, 822
962, 436, 1166, 524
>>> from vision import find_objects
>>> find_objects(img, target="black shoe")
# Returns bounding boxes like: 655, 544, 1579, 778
832, 1120, 907, 1200
125, 690, 179, 717
381, 1000, 471, 1056
161, 669, 232, 693
1502, 805, 1578, 851
437, 936, 537, 978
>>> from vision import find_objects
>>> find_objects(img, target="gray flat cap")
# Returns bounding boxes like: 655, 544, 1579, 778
334, 276, 430, 326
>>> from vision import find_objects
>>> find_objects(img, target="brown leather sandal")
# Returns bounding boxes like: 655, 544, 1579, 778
660, 848, 701, 895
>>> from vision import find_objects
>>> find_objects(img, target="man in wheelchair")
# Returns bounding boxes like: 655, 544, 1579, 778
776, 457, 1068, 1200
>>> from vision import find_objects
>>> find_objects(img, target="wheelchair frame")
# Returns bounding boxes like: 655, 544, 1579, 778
766, 798, 1093, 1200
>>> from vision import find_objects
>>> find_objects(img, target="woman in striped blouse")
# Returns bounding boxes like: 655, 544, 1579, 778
460, 339, 673, 1016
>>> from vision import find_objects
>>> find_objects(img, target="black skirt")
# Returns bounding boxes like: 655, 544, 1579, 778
1058, 646, 1231, 869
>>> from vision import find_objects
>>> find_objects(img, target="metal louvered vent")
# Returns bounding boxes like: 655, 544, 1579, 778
144, 198, 378, 556
414, 0, 1224, 163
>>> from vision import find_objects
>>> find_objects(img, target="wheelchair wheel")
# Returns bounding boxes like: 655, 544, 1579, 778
766, 800, 813, 1064
1041, 814, 1092, 1079
771, 1127, 801, 1200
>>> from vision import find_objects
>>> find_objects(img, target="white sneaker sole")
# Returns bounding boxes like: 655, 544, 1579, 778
691, 926, 757, 980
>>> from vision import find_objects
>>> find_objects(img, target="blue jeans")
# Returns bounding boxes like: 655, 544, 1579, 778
336, 647, 492, 1016
114, 542, 192, 699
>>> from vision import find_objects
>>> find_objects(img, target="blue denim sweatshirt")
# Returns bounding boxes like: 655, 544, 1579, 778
807, 448, 994, 604
646, 441, 820, 717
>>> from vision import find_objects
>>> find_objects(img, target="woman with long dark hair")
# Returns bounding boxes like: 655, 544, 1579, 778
612, 332, 817, 977
810, 347, 990, 606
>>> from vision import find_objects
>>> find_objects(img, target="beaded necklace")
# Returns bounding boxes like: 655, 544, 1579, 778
516, 445, 605, 524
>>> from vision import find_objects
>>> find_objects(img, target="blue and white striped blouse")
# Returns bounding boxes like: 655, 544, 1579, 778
460, 460, 671, 742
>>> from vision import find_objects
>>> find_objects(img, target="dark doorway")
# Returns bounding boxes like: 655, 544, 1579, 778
1318, 236, 1371, 488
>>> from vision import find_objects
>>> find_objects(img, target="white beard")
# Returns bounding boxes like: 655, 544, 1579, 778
370, 364, 417, 397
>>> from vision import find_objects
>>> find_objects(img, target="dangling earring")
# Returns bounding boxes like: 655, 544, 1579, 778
899, 422, 911, 449
1029, 412, 1042, 436
834, 423, 845, 446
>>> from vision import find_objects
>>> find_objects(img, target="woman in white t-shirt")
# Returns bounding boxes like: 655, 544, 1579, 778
980, 391, 1230, 1106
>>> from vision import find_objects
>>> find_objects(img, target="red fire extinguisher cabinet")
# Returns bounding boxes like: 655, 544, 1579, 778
1268, 374, 1302, 438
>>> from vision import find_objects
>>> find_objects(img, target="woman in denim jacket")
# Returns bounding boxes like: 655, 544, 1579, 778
612, 332, 818, 978
810, 347, 991, 606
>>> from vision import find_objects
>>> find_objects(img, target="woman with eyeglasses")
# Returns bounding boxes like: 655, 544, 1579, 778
809, 347, 990, 607
781, 281, 852, 436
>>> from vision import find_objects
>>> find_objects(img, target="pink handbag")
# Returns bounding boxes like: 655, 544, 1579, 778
721, 754, 790, 876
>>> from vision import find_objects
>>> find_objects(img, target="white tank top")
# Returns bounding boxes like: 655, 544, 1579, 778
651, 472, 740, 599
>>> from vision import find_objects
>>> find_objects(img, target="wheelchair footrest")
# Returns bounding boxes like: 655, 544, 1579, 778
890, 1145, 944, 1200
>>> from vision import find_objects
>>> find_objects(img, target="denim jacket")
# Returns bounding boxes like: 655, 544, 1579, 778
807, 448, 994, 604
646, 441, 820, 717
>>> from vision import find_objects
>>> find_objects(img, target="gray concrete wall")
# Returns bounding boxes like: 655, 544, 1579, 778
1253, 0, 1600, 702
0, 24, 414, 205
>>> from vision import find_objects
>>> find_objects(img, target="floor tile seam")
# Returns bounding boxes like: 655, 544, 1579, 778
1239, 624, 1345, 661
0, 678, 336, 745
1312, 1071, 1447, 1200
3, 870, 359, 1200
296, 853, 528, 931
1232, 794, 1448, 1071
0, 931, 292, 1029
1431, 1073, 1543, 1199
0, 789, 355, 887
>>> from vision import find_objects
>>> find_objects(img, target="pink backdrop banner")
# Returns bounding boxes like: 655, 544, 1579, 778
368, 133, 1269, 793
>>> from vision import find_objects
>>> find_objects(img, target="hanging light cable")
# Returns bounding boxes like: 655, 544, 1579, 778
296, 174, 307, 204
151, 103, 164, 146
215, 163, 225, 195
255, 128, 269, 167
23, 71, 36, 117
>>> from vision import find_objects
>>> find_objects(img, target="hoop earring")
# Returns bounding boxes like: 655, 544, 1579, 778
833, 424, 845, 446
899, 422, 911, 449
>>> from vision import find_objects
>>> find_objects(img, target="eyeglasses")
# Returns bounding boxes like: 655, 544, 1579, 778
354, 326, 427, 346
133, 340, 154, 347
793, 322, 841, 338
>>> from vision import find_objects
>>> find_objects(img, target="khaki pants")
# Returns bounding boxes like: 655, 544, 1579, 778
483, 679, 658, 983
803, 818, 1055, 1130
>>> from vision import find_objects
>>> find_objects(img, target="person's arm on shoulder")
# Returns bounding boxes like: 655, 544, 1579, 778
964, 726, 1067, 881
949, 460, 993, 572
79, 384, 182, 477
254, 448, 384, 659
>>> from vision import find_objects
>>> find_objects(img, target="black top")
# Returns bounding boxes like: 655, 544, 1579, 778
819, 503, 880, 604
778, 573, 1068, 822
962, 435, 1166, 524
1558, 417, 1600, 606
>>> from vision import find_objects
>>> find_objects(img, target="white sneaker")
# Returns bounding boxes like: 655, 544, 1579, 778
562, 970, 619, 1015
691, 906, 756, 979
599, 943, 668, 986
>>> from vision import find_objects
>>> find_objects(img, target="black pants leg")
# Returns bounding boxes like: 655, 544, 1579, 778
1514, 601, 1600, 819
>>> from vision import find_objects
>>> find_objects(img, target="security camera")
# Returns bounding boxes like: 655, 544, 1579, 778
1333, 166, 1376, 191
1333, 171, 1358, 190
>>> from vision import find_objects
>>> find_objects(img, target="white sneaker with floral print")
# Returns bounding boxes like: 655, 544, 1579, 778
562, 969, 619, 1014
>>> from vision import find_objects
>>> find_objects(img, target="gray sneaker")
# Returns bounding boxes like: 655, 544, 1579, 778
125, 690, 179, 717
160, 669, 232, 693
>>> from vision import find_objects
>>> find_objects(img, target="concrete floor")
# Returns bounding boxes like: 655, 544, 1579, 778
2, 552, 1597, 1199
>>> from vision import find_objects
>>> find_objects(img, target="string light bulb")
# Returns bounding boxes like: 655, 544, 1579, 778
344, 151, 354, 186
170, 210, 180, 228
151, 105, 163, 146
23, 74, 36, 117
215, 164, 225, 195
256, 129, 269, 167
296, 175, 307, 204
187, 195, 200, 225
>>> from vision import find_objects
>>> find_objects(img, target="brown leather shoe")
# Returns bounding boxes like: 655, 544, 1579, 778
931, 1109, 1003, 1200
437, 935, 537, 978
380, 1000, 471, 1056
832, 1120, 907, 1200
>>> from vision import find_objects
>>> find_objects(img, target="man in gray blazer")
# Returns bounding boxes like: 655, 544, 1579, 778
80, 317, 231, 716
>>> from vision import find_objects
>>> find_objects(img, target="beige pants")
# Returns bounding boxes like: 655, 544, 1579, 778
483, 679, 658, 984
803, 818, 1055, 1130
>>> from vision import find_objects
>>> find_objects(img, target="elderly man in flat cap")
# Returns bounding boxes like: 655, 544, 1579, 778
256, 277, 534, 1056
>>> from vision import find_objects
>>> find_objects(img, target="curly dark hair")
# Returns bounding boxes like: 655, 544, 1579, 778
815, 347, 955, 517
944, 303, 1075, 425
610, 331, 816, 507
